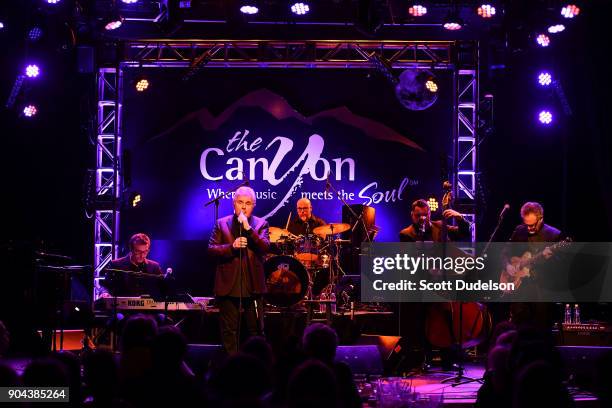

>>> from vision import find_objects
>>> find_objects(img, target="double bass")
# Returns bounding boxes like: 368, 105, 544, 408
424, 182, 491, 349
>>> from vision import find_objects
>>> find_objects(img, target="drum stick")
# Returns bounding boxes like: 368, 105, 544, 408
285, 212, 292, 230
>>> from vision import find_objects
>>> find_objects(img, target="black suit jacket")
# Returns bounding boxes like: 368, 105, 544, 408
207, 215, 270, 296
102, 255, 162, 296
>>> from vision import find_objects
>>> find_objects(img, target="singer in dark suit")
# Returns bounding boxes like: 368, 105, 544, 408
207, 186, 270, 354
399, 199, 470, 242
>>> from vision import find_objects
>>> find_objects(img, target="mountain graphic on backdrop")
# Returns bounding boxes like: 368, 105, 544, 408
152, 88, 424, 151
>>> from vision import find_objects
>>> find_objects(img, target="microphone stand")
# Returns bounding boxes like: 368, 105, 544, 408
238, 222, 243, 353
326, 172, 372, 245
482, 207, 508, 257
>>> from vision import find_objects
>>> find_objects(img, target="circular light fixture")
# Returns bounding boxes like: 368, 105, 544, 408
536, 33, 550, 47
240, 5, 259, 15
538, 110, 553, 125
561, 4, 580, 19
291, 2, 310, 15
538, 72, 552, 86
25, 64, 40, 78
395, 69, 439, 111
408, 5, 427, 17
23, 105, 38, 117
135, 79, 150, 92
477, 4, 496, 18
548, 24, 566, 34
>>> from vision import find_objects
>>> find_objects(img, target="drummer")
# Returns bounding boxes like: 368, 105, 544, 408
287, 198, 327, 237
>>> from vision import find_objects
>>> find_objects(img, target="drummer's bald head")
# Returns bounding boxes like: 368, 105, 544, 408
297, 198, 313, 221
297, 198, 312, 208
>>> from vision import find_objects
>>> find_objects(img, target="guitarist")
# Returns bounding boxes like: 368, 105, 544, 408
509, 201, 562, 244
505, 201, 564, 327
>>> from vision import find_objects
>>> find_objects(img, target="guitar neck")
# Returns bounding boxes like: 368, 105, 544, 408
518, 240, 567, 269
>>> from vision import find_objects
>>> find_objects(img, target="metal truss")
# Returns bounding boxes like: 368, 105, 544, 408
93, 68, 122, 299
122, 39, 454, 69
91, 39, 478, 295
454, 69, 478, 242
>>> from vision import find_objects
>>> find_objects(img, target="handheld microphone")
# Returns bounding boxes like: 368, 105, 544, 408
164, 267, 173, 279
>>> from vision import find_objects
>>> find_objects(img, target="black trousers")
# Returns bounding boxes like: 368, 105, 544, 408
217, 296, 263, 354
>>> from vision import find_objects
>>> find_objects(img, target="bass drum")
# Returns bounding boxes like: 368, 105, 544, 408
264, 255, 308, 307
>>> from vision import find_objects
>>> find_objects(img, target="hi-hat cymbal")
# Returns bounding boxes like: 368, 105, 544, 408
269, 227, 295, 243
313, 223, 351, 236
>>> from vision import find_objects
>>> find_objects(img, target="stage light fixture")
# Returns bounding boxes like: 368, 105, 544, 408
425, 80, 438, 93
443, 13, 463, 30
122, 0, 139, 3
548, 24, 565, 34
408, 5, 427, 17
428, 198, 439, 212
28, 27, 43, 41
538, 110, 553, 125
129, 192, 142, 208
477, 4, 496, 18
135, 78, 149, 92
0, 22, 5, 30
23, 105, 38, 117
46, 0, 61, 4
538, 72, 552, 86
291, 2, 310, 15
25, 64, 40, 78
395, 69, 439, 111
104, 8, 124, 31
561, 4, 580, 19
239, 1, 259, 15
536, 34, 550, 47
240, 6, 259, 15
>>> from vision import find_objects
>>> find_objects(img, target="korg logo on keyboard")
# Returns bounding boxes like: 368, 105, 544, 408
127, 300, 145, 307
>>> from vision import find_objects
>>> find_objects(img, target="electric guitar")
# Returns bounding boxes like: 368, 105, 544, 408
499, 238, 572, 291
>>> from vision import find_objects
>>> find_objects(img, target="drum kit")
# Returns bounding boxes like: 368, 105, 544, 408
264, 223, 351, 308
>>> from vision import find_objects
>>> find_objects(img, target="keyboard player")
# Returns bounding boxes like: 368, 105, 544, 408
99, 233, 163, 298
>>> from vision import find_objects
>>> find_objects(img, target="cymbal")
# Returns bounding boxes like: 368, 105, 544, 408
313, 223, 351, 236
269, 227, 295, 243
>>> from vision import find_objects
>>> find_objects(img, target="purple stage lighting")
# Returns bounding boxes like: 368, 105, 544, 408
443, 22, 462, 30
122, 0, 139, 3
25, 64, 40, 78
538, 110, 553, 125
28, 27, 43, 41
561, 4, 580, 19
408, 5, 427, 17
538, 72, 552, 86
240, 5, 259, 15
105, 18, 123, 31
477, 4, 496, 18
46, 0, 61, 4
291, 2, 310, 15
23, 105, 38, 117
0, 22, 4, 30
548, 24, 566, 34
536, 34, 550, 47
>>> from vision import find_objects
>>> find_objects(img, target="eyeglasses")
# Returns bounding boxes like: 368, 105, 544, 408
297, 207, 311, 211
236, 200, 254, 207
